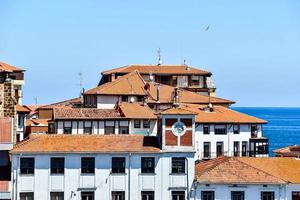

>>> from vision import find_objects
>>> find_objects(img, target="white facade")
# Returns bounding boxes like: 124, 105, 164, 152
97, 95, 119, 109
55, 119, 157, 135
11, 152, 195, 200
194, 183, 300, 200
195, 123, 264, 160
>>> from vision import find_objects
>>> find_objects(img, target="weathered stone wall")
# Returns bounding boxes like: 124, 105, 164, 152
0, 84, 4, 117
0, 80, 17, 143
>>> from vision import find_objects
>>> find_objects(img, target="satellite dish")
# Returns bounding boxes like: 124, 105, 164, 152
130, 96, 135, 103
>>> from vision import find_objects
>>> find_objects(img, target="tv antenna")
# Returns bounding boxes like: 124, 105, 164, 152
157, 48, 163, 66
78, 72, 83, 97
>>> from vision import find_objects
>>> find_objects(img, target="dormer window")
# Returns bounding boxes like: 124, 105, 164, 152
121, 96, 128, 102
84, 95, 96, 107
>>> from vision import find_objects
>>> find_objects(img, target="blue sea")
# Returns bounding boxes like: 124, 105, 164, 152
232, 107, 300, 157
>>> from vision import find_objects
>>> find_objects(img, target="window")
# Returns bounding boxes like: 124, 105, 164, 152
121, 96, 128, 102
84, 95, 96, 108
83, 126, 92, 134
20, 192, 34, 200
292, 191, 300, 200
234, 141, 240, 157
81, 157, 95, 174
143, 120, 150, 128
214, 125, 227, 134
203, 142, 211, 158
50, 192, 64, 200
119, 126, 129, 134
49, 123, 55, 134
112, 191, 125, 200
172, 191, 185, 200
134, 120, 141, 128
63, 127, 72, 134
112, 157, 125, 173
261, 192, 275, 200
203, 124, 210, 134
51, 157, 64, 174
81, 192, 94, 200
141, 157, 155, 173
141, 191, 154, 200
20, 158, 34, 175
137, 96, 144, 102
105, 122, 115, 134
231, 191, 244, 200
171, 158, 185, 174
242, 141, 247, 156
251, 125, 258, 137
233, 124, 240, 134
201, 191, 215, 200
216, 142, 224, 157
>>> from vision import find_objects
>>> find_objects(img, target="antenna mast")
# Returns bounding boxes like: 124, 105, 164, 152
157, 48, 162, 65
78, 72, 83, 97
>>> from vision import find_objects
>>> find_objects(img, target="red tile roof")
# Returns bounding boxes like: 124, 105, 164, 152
195, 157, 286, 184
16, 104, 31, 113
160, 107, 197, 115
0, 61, 24, 72
147, 83, 234, 105
273, 145, 300, 157
102, 64, 211, 75
181, 104, 267, 124
85, 71, 147, 95
10, 134, 161, 154
119, 102, 157, 119
39, 97, 81, 109
53, 107, 121, 119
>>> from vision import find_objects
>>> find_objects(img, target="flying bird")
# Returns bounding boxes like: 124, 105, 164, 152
205, 25, 210, 31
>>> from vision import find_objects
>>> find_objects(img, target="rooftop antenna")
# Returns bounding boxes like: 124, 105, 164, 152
34, 97, 38, 107
78, 72, 83, 97
157, 48, 162, 66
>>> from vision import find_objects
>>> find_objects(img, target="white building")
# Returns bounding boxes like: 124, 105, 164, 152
10, 108, 197, 200
194, 156, 300, 200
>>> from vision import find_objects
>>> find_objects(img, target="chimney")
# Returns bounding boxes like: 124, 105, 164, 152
173, 87, 180, 106
156, 84, 160, 103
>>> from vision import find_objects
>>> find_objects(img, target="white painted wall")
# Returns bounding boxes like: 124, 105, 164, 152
97, 95, 119, 109
129, 120, 157, 136
194, 124, 263, 160
193, 183, 300, 200
56, 120, 157, 135
11, 152, 195, 200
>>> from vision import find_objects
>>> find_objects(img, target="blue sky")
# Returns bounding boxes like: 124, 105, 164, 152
0, 0, 299, 107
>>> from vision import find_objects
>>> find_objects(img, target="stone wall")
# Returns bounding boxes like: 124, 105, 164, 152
0, 84, 4, 117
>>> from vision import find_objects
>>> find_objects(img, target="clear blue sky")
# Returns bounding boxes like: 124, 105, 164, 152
1, 0, 300, 107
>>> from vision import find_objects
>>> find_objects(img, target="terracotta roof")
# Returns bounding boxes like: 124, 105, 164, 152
180, 104, 267, 124
119, 102, 156, 119
26, 119, 49, 127
16, 104, 31, 113
0, 61, 24, 72
160, 107, 197, 115
195, 157, 286, 184
0, 118, 13, 143
147, 83, 234, 105
10, 134, 161, 154
53, 107, 121, 119
237, 157, 300, 184
39, 97, 81, 109
102, 64, 211, 75
85, 70, 147, 95
273, 145, 300, 157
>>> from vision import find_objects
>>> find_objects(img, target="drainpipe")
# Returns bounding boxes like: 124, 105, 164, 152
128, 153, 132, 200
185, 157, 189, 200
11, 155, 14, 200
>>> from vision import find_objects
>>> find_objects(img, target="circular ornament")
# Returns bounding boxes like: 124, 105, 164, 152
171, 121, 186, 136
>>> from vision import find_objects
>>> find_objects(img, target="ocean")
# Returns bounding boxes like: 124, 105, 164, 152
233, 107, 300, 156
